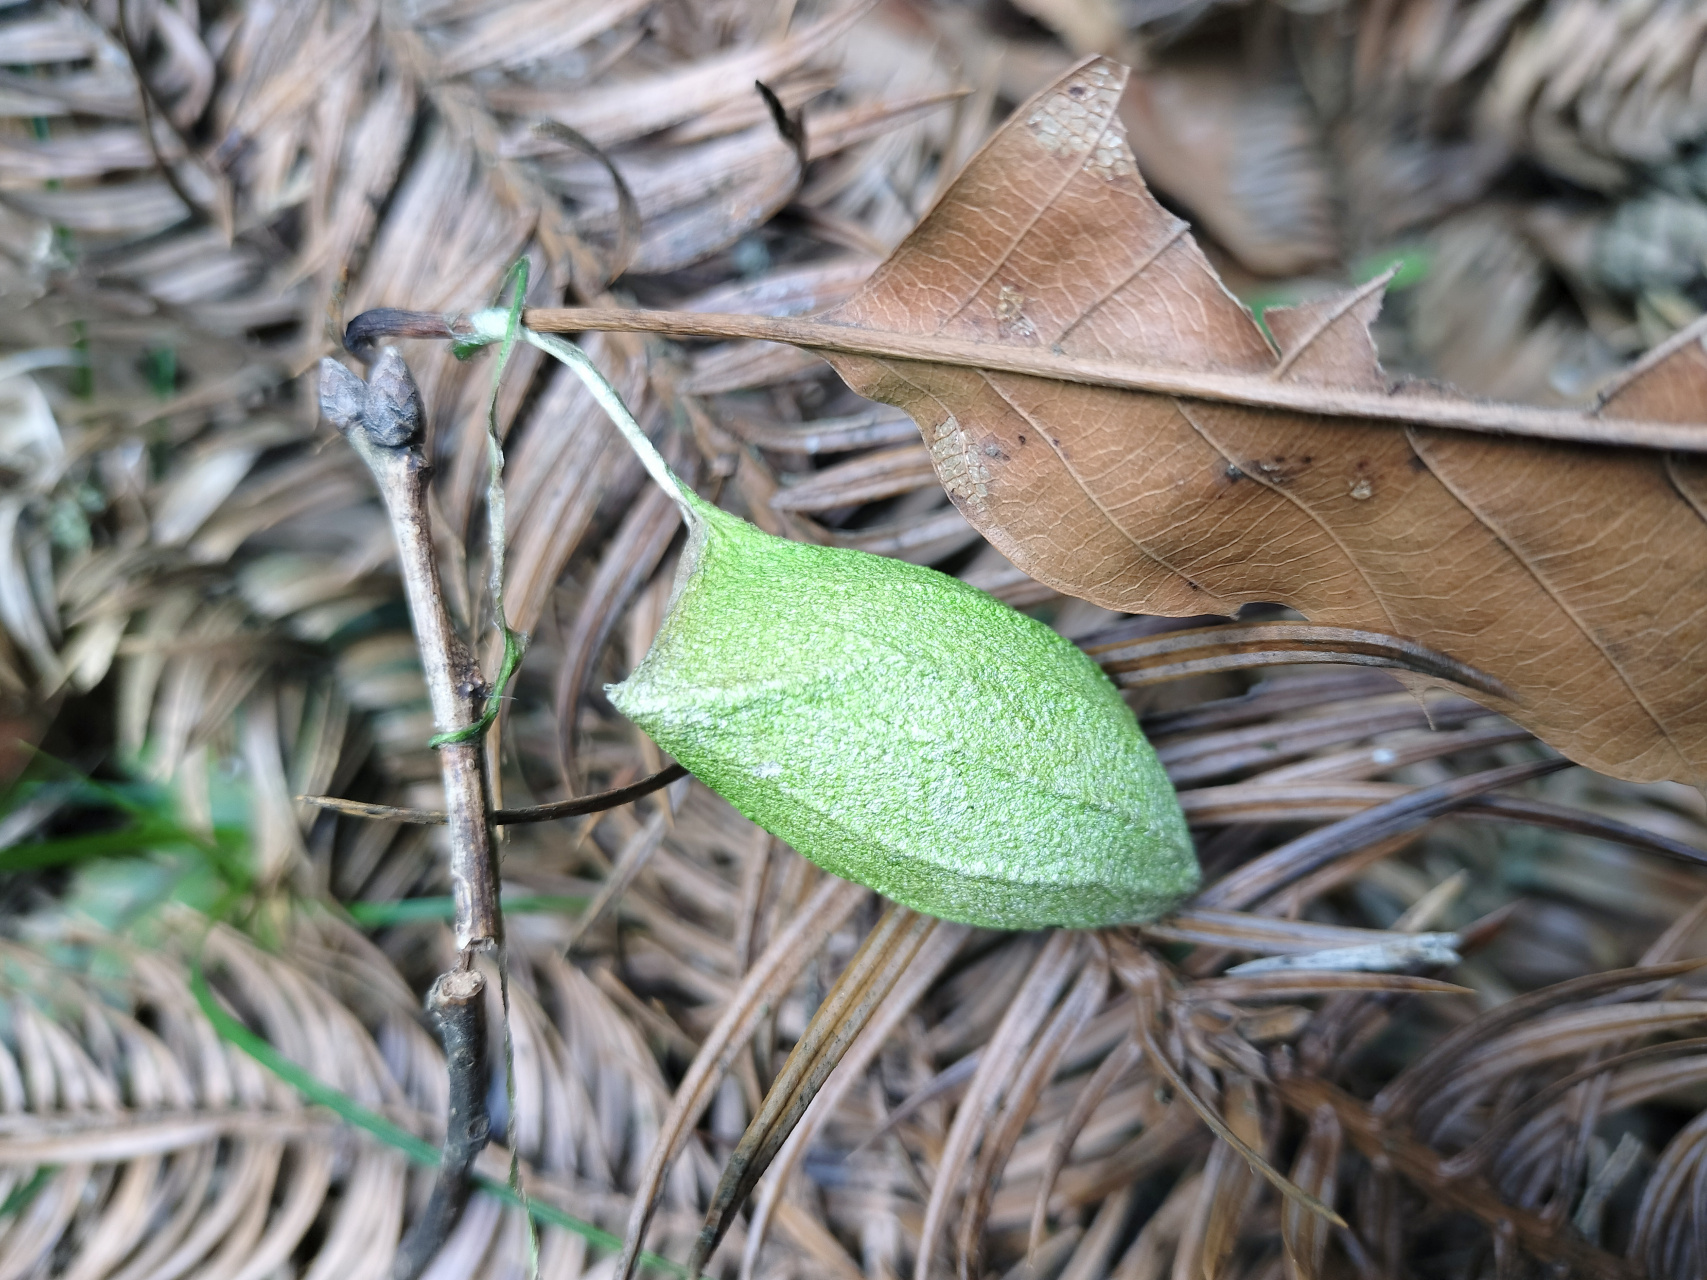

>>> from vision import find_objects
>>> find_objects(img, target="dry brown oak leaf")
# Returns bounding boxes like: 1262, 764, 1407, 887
812, 57, 1707, 789
511, 57, 1707, 787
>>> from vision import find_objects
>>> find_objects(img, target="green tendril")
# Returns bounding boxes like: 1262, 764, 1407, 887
428, 626, 524, 749
430, 258, 531, 751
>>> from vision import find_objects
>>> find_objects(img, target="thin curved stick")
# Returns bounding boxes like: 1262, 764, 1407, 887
299, 763, 687, 825
1086, 621, 1510, 700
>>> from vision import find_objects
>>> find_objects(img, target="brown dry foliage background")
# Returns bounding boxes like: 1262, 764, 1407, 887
3, 2, 1707, 1278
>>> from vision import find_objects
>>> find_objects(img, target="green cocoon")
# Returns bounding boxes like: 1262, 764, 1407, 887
510, 319, 1198, 930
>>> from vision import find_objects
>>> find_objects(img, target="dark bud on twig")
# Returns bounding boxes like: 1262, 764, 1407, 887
318, 348, 422, 448
391, 968, 491, 1280
318, 357, 368, 435
365, 349, 423, 446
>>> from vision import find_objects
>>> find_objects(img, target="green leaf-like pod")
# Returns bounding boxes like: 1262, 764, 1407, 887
488, 315, 1198, 930
611, 497, 1196, 929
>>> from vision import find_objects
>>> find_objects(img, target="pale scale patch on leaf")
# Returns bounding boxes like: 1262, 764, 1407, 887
1086, 135, 1139, 182
929, 416, 991, 510
1025, 61, 1124, 161
996, 285, 1036, 340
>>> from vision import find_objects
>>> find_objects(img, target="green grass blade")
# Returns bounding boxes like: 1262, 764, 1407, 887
0, 1166, 56, 1219
190, 958, 439, 1163
0, 821, 231, 873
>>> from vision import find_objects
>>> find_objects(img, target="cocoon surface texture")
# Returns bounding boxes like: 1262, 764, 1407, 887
609, 499, 1198, 930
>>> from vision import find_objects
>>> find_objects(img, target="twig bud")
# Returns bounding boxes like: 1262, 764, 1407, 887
317, 348, 422, 448
318, 357, 367, 435
364, 349, 423, 446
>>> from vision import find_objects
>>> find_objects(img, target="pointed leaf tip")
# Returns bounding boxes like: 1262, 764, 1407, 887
1265, 271, 1392, 390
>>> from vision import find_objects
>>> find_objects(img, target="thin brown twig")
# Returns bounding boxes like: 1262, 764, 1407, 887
299, 763, 688, 825
391, 969, 491, 1280
320, 351, 508, 1274
319, 351, 500, 951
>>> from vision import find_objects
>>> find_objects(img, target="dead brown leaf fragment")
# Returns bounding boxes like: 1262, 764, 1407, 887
811, 55, 1707, 788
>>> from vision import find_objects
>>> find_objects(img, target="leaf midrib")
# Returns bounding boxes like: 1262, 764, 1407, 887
516, 306, 1707, 453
